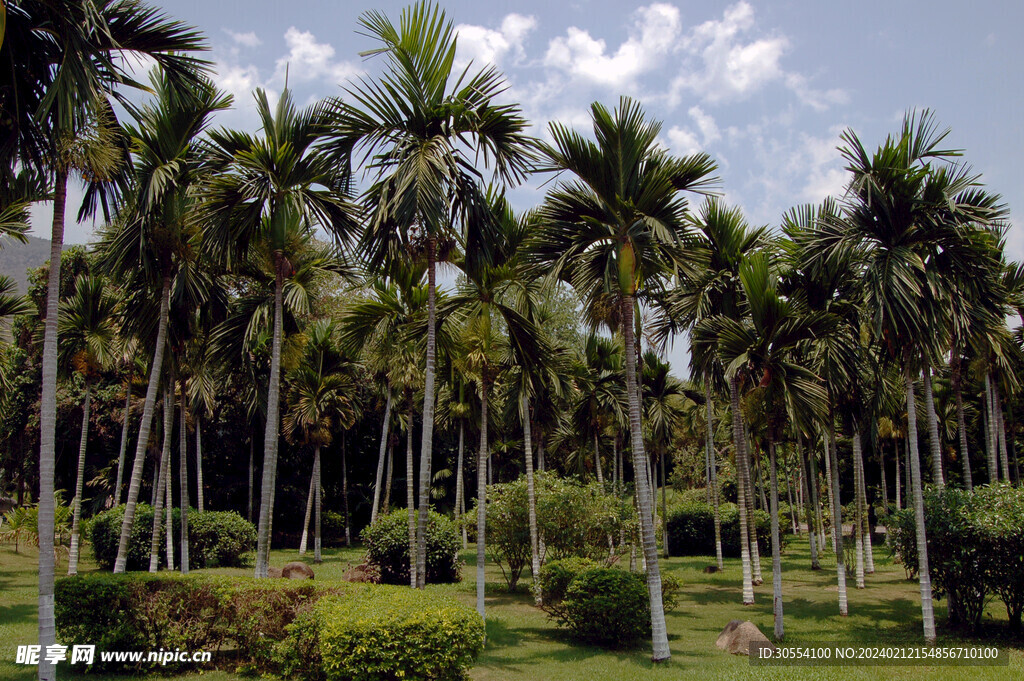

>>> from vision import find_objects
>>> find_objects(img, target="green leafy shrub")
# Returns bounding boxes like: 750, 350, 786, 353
534, 472, 637, 562
537, 557, 599, 608
666, 502, 775, 557
560, 568, 650, 647
361, 508, 461, 585
90, 505, 255, 571
322, 510, 348, 545
315, 586, 485, 681
483, 477, 535, 591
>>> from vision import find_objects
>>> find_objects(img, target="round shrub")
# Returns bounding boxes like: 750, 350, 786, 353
537, 557, 599, 608
90, 505, 255, 571
666, 502, 774, 557
314, 587, 485, 681
561, 568, 650, 647
361, 508, 461, 585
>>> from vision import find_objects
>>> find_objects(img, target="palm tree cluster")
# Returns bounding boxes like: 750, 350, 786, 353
1, 1, 1021, 670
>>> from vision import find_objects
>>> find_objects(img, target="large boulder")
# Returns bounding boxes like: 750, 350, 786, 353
281, 561, 315, 579
715, 620, 776, 656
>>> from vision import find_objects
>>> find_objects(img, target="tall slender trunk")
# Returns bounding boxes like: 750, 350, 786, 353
342, 435, 351, 547
768, 435, 784, 640
370, 391, 393, 525
985, 373, 998, 483
995, 384, 1011, 482
37, 166, 66, 681
455, 420, 466, 549
799, 437, 819, 570
853, 427, 865, 589
299, 465, 315, 554
952, 357, 973, 491
247, 438, 254, 522
522, 395, 541, 605
254, 264, 285, 578
729, 376, 754, 604
828, 427, 848, 615
895, 438, 902, 510
747, 433, 764, 585
114, 274, 170, 573
164, 395, 174, 571
660, 447, 669, 558
149, 384, 174, 572
808, 446, 825, 551
416, 242, 439, 591
195, 416, 204, 512
622, 296, 670, 661
785, 452, 798, 535
857, 430, 874, 574
593, 431, 604, 484
314, 445, 322, 563
706, 385, 723, 571
822, 431, 836, 553
923, 364, 944, 487
879, 441, 889, 511
68, 382, 92, 575
114, 383, 131, 505
407, 399, 416, 588
476, 381, 489, 618
905, 371, 937, 643
178, 376, 189, 574
383, 437, 394, 514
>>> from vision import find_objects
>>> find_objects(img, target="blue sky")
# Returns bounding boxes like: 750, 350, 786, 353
31, 0, 1024, 371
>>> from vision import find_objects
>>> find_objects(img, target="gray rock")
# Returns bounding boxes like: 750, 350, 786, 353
715, 620, 777, 656
281, 561, 315, 579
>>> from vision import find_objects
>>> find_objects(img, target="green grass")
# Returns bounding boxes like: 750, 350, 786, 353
0, 535, 1021, 680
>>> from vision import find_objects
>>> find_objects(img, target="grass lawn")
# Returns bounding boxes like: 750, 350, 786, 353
0, 535, 1021, 680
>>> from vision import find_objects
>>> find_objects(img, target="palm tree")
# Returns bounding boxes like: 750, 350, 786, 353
529, 97, 716, 661
204, 86, 355, 578
58, 274, 117, 574
641, 351, 687, 557
336, 1, 535, 589
809, 110, 1007, 643
99, 70, 229, 575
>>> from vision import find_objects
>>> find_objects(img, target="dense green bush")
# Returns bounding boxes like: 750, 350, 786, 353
560, 568, 650, 647
361, 508, 461, 585
482, 477, 533, 591
315, 587, 485, 681
534, 473, 637, 562
90, 504, 255, 571
55, 574, 483, 678
537, 557, 599, 608
666, 502, 776, 557
887, 484, 1024, 631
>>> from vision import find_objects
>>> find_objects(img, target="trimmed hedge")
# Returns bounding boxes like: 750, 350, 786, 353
361, 508, 461, 585
315, 587, 485, 681
55, 573, 483, 679
90, 504, 255, 571
666, 502, 778, 557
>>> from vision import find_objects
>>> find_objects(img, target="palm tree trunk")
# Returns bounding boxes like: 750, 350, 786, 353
995, 384, 1011, 482
254, 264, 285, 578
593, 431, 604, 484
729, 376, 755, 604
923, 364, 944, 487
905, 371, 937, 643
383, 437, 394, 514
407, 399, 417, 588
895, 438, 902, 510
114, 274, 170, 574
114, 383, 131, 505
853, 428, 866, 589
342, 434, 351, 547
299, 466, 315, 555
195, 415, 204, 512
747, 432, 764, 585
371, 391, 393, 525
476, 380, 490, 618
178, 376, 190, 574
985, 373, 998, 483
828, 427, 848, 615
247, 438, 254, 522
416, 242, 439, 591
150, 384, 174, 572
455, 420, 466, 550
622, 296, 670, 661
660, 447, 669, 558
314, 444, 322, 563
799, 438, 819, 570
768, 436, 784, 640
822, 431, 836, 553
786, 453, 798, 535
164, 399, 174, 571
857, 431, 874, 574
952, 357, 973, 491
68, 381, 92, 575
37, 166, 66, 681
879, 441, 889, 511
706, 391, 723, 570
521, 394, 542, 605
808, 445, 825, 551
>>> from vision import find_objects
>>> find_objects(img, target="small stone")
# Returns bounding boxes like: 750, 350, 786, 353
281, 561, 314, 579
715, 620, 776, 656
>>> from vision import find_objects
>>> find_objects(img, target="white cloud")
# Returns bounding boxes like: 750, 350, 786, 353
455, 14, 537, 68
785, 73, 849, 112
688, 106, 720, 145
667, 126, 702, 156
797, 130, 847, 202
225, 29, 262, 48
213, 63, 262, 106
274, 27, 360, 86
543, 3, 681, 89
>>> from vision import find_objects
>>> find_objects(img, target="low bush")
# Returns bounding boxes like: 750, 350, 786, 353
666, 502, 776, 557
560, 568, 650, 647
315, 587, 485, 681
361, 508, 461, 585
536, 473, 637, 562
887, 484, 1024, 631
537, 557, 599, 608
90, 505, 255, 571
55, 574, 483, 679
